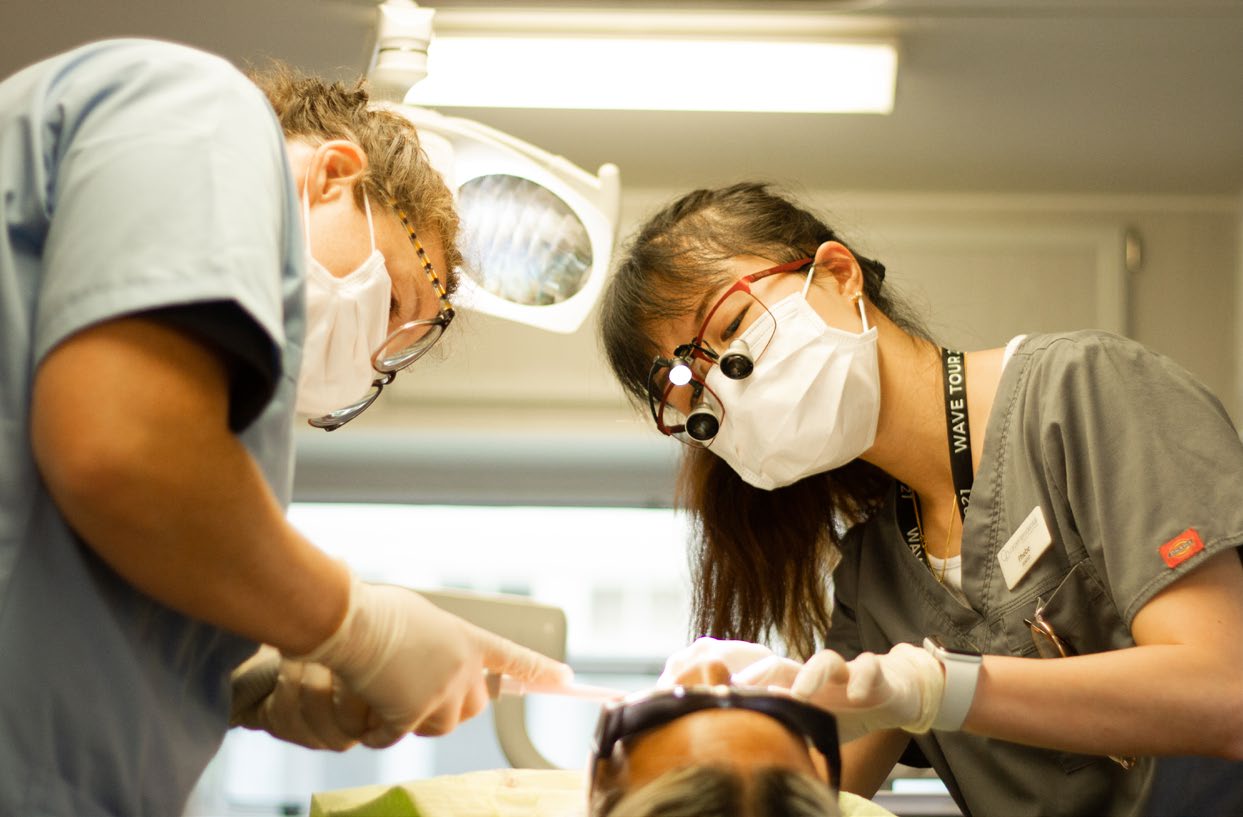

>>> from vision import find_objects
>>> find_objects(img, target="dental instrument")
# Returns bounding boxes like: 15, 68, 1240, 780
484, 671, 627, 702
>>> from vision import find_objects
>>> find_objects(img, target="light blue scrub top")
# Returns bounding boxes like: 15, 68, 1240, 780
0, 39, 305, 816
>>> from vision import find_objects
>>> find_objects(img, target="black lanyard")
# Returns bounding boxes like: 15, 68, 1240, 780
895, 348, 974, 566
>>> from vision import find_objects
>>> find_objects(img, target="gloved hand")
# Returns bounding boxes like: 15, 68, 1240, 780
230, 645, 369, 751
292, 577, 573, 749
732, 653, 805, 689
791, 643, 945, 742
658, 636, 810, 690
657, 636, 782, 687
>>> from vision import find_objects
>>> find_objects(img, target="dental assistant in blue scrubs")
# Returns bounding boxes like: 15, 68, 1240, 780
0, 39, 568, 816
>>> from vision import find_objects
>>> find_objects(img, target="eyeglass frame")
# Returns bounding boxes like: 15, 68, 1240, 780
646, 257, 814, 442
645, 350, 726, 443
306, 194, 456, 432
589, 684, 841, 792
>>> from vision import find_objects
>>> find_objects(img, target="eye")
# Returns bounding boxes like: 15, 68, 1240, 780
389, 294, 400, 318
719, 304, 751, 342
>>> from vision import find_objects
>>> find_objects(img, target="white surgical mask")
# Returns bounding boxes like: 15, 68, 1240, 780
296, 180, 392, 417
704, 272, 880, 490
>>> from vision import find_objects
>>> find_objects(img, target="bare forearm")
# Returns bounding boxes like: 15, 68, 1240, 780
55, 424, 348, 653
32, 317, 349, 654
967, 646, 1243, 759
966, 552, 1243, 759
839, 729, 908, 798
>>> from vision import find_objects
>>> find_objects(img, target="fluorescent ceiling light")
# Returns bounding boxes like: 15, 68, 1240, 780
404, 37, 897, 114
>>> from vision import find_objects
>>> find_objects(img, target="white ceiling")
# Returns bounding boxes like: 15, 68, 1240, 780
6, 0, 1240, 453
5, 0, 1242, 196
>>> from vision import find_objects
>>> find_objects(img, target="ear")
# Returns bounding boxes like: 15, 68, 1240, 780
589, 754, 628, 809
304, 140, 369, 206
811, 240, 863, 298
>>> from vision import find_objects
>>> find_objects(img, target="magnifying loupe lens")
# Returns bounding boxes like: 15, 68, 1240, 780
719, 340, 754, 380
685, 407, 720, 442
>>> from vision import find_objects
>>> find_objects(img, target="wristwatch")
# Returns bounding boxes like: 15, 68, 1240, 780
923, 635, 982, 731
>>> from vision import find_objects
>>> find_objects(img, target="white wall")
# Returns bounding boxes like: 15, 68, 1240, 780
836, 192, 1241, 421
1237, 190, 1243, 420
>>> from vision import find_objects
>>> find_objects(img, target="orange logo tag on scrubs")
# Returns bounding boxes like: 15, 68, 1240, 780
1159, 528, 1205, 568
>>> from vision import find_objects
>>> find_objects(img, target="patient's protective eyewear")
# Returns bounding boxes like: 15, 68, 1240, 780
647, 258, 814, 447
589, 685, 841, 790
308, 198, 456, 432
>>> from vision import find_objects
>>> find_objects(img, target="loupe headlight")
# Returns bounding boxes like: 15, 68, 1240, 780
719, 339, 754, 380
667, 358, 694, 387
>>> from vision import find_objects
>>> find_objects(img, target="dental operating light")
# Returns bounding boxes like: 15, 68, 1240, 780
367, 0, 435, 100
395, 105, 620, 333
369, 0, 621, 333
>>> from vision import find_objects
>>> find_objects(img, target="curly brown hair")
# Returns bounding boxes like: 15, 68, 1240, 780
250, 63, 461, 295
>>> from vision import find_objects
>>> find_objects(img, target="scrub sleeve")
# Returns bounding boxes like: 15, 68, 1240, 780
1027, 333, 1243, 817
31, 44, 292, 425
828, 331, 1243, 817
0, 39, 305, 817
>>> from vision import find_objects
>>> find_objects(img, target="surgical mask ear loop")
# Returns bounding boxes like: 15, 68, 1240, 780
853, 291, 871, 332
801, 263, 817, 298
301, 165, 315, 246
360, 185, 377, 253
804, 262, 872, 333
301, 163, 378, 258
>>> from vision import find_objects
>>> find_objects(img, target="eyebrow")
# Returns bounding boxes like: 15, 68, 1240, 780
692, 285, 725, 328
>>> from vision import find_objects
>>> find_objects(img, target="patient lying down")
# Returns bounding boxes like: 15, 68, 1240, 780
304, 655, 882, 817
588, 660, 842, 817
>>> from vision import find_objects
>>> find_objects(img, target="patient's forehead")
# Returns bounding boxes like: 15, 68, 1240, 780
621, 708, 818, 790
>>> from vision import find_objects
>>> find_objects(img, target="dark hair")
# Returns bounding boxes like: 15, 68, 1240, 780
598, 182, 926, 657
249, 62, 461, 294
591, 765, 840, 817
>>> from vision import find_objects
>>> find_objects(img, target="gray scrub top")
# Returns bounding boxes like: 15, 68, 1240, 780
830, 331, 1243, 817
0, 40, 305, 816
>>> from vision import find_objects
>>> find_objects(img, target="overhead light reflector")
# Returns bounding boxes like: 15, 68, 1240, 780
405, 37, 897, 114
394, 106, 621, 333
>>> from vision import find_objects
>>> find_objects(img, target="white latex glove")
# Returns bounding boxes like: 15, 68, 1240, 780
293, 577, 573, 748
230, 645, 369, 751
726, 654, 801, 689
791, 643, 945, 742
657, 637, 780, 687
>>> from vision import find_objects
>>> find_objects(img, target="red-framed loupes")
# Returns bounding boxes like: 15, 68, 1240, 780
646, 257, 814, 446
647, 342, 726, 445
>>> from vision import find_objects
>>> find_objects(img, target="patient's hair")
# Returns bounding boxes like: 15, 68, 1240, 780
249, 62, 461, 294
591, 765, 840, 817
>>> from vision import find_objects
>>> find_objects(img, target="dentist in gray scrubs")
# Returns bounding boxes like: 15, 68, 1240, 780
600, 182, 1243, 817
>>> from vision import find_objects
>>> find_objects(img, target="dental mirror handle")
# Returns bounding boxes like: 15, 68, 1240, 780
484, 670, 627, 702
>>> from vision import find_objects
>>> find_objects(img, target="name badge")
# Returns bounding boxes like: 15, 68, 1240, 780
997, 506, 1053, 590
